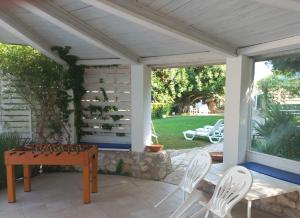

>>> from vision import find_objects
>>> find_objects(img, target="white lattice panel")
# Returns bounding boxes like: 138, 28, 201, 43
81, 65, 131, 144
0, 80, 32, 139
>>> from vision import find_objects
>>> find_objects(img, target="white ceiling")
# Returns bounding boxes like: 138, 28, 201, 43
0, 0, 299, 66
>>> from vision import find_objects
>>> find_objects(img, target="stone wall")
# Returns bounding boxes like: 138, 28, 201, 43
253, 192, 300, 218
98, 150, 172, 180
198, 181, 300, 218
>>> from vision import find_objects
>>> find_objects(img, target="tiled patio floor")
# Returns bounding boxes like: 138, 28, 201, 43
0, 173, 278, 218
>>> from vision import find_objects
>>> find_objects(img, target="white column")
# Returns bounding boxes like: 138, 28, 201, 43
131, 64, 152, 152
223, 55, 254, 166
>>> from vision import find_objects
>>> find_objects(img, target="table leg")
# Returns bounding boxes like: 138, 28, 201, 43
23, 165, 31, 192
247, 200, 252, 218
6, 164, 16, 203
83, 165, 91, 204
92, 153, 98, 193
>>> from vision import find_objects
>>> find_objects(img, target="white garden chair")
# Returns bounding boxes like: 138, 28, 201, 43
155, 151, 212, 208
183, 119, 224, 143
170, 166, 253, 218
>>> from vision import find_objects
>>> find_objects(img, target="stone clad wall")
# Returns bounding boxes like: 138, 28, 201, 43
253, 192, 300, 218
198, 181, 300, 218
98, 150, 172, 180
98, 150, 300, 218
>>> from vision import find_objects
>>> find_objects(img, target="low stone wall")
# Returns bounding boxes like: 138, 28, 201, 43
253, 192, 300, 218
98, 150, 172, 180
198, 181, 300, 218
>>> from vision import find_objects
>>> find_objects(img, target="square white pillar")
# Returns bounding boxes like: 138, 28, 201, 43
131, 64, 152, 152
223, 55, 254, 166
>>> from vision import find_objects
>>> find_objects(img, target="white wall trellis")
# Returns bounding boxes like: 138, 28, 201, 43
0, 79, 32, 139
80, 65, 131, 144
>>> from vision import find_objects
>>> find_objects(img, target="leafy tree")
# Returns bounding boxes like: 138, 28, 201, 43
271, 53, 300, 74
253, 54, 300, 160
257, 74, 300, 111
152, 65, 225, 113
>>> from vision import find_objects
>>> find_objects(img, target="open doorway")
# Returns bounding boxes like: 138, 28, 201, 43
151, 65, 225, 150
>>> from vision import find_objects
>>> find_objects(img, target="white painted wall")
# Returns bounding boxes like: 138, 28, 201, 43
0, 79, 32, 139
223, 55, 254, 166
130, 64, 152, 152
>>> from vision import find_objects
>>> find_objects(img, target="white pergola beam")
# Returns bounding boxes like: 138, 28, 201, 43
238, 35, 300, 57
77, 59, 127, 66
76, 52, 225, 67
147, 60, 225, 69
80, 0, 237, 57
251, 0, 300, 12
15, 0, 139, 64
140, 52, 225, 66
0, 10, 65, 65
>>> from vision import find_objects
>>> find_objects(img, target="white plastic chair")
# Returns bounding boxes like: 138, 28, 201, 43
183, 119, 224, 143
155, 151, 212, 208
170, 166, 253, 218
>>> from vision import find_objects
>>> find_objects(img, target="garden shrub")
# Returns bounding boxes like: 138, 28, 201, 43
0, 132, 31, 189
253, 105, 300, 160
152, 103, 172, 119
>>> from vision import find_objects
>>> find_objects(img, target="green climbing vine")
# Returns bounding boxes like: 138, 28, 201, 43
0, 44, 73, 143
85, 77, 124, 136
51, 47, 124, 139
52, 46, 86, 141
0, 44, 126, 142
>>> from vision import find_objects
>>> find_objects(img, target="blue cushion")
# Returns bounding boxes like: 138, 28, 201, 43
81, 142, 131, 150
241, 162, 300, 185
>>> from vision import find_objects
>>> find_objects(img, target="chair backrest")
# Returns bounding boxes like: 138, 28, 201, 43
179, 151, 212, 194
208, 119, 224, 136
208, 166, 253, 217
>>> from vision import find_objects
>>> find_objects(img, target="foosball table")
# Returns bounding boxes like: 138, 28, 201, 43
4, 144, 98, 204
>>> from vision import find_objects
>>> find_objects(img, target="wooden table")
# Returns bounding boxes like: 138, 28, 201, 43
4, 144, 98, 204
204, 163, 300, 218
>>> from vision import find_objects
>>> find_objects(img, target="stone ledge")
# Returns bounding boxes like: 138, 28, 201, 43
198, 180, 300, 218
98, 150, 172, 180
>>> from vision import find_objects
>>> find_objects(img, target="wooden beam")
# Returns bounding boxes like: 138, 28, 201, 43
147, 60, 225, 68
78, 52, 225, 67
251, 0, 300, 12
15, 0, 139, 63
80, 0, 237, 57
0, 10, 65, 65
255, 48, 300, 61
140, 52, 225, 66
238, 35, 300, 57
77, 59, 127, 66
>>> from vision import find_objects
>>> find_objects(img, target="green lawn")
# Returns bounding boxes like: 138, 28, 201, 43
153, 115, 224, 150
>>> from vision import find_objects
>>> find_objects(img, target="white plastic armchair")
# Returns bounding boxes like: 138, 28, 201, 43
170, 166, 253, 218
154, 151, 212, 208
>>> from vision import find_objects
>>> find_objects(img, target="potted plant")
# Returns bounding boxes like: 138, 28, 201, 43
145, 123, 163, 152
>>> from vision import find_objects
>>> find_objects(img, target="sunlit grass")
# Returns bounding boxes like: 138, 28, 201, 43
153, 115, 224, 150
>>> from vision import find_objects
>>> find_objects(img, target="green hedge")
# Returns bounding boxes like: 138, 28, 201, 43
0, 132, 30, 189
152, 103, 173, 119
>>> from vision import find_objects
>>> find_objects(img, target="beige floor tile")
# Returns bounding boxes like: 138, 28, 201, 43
0, 173, 279, 218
